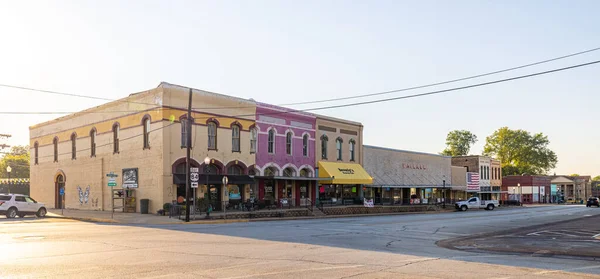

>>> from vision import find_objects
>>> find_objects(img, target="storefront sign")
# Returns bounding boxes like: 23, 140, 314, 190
338, 168, 355, 175
122, 168, 138, 188
402, 163, 427, 170
363, 198, 374, 207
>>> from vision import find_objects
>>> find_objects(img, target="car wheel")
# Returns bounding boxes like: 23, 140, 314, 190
461, 205, 467, 211
6, 207, 17, 219
36, 207, 47, 218
487, 204, 495, 211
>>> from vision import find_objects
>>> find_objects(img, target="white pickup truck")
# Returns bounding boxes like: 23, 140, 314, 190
455, 197, 499, 211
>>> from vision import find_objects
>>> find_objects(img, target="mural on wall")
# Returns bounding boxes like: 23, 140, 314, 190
91, 197, 99, 208
123, 168, 139, 188
77, 186, 90, 204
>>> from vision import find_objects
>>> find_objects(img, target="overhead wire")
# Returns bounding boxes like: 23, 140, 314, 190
1, 46, 599, 114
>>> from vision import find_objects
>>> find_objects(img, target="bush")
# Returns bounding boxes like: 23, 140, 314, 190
163, 203, 172, 211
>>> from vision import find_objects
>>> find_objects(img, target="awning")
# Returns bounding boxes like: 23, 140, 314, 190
173, 174, 255, 185
318, 161, 373, 185
252, 176, 331, 181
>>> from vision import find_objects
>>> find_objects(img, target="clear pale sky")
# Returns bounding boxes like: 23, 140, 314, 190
0, 1, 598, 176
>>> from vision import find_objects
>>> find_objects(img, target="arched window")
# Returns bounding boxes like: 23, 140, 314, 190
71, 133, 77, 160
300, 168, 311, 178
53, 137, 59, 162
248, 168, 257, 176
286, 132, 292, 155
228, 165, 243, 175
336, 137, 343, 161
349, 139, 356, 162
203, 164, 219, 175
207, 121, 217, 150
113, 123, 120, 154
250, 128, 257, 153
268, 129, 275, 154
302, 134, 309, 157
321, 135, 328, 160
264, 167, 277, 177
143, 116, 151, 149
90, 128, 96, 157
283, 167, 295, 177
34, 142, 39, 165
232, 125, 240, 152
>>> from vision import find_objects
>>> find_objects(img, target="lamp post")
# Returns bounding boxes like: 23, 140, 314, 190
517, 183, 521, 205
442, 179, 446, 209
6, 165, 11, 194
204, 157, 211, 217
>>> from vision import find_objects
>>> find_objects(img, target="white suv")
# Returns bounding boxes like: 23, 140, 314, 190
0, 194, 47, 218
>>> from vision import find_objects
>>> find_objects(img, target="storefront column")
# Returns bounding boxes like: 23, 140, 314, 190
315, 183, 320, 205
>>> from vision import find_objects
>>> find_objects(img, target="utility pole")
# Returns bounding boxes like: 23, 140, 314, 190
184, 88, 193, 222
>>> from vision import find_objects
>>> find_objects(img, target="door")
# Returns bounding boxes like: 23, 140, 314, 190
208, 185, 221, 211
55, 174, 65, 209
468, 198, 478, 208
299, 181, 308, 206
24, 196, 38, 213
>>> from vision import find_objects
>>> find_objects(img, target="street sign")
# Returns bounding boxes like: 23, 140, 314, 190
59, 187, 65, 196
191, 182, 198, 188
107, 172, 118, 187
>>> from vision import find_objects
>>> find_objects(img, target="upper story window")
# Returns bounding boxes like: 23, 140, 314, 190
70, 133, 77, 160
232, 124, 240, 152
113, 123, 120, 154
250, 128, 257, 153
286, 132, 292, 155
302, 134, 309, 157
349, 139, 356, 162
300, 168, 311, 178
53, 137, 59, 162
480, 166, 483, 178
228, 165, 243, 175
34, 142, 39, 165
336, 137, 343, 161
268, 129, 275, 154
180, 117, 192, 148
207, 121, 217, 150
90, 128, 96, 157
143, 116, 151, 149
321, 135, 328, 159
283, 167, 295, 177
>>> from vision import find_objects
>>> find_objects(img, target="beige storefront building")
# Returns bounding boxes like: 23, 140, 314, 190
30, 82, 256, 213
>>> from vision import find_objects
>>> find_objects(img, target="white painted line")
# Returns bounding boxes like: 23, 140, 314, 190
220, 265, 365, 279
593, 233, 600, 239
543, 231, 578, 237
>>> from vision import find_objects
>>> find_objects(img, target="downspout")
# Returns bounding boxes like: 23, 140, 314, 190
101, 157, 104, 211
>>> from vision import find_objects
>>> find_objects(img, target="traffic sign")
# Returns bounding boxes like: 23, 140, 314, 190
190, 167, 200, 183
107, 172, 118, 187
191, 182, 198, 188
59, 187, 65, 196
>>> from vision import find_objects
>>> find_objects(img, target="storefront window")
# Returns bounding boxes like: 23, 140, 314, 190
228, 185, 242, 200
319, 185, 337, 202
264, 180, 275, 201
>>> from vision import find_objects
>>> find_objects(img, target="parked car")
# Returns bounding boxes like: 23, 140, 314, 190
455, 197, 499, 211
586, 197, 599, 207
0, 194, 47, 218
567, 198, 576, 204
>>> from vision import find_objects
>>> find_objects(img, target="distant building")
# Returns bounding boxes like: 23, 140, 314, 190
549, 175, 592, 202
502, 175, 551, 204
451, 156, 502, 200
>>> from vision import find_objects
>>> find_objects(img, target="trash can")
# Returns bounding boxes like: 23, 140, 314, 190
140, 199, 150, 214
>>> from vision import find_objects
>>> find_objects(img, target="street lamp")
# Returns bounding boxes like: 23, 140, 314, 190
204, 157, 211, 216
6, 166, 11, 194
442, 179, 446, 209
517, 183, 521, 205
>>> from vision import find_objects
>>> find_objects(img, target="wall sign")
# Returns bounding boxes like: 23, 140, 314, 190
402, 163, 427, 170
122, 168, 139, 188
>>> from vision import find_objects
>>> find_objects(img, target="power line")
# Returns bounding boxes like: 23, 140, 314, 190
3, 59, 600, 119
1, 46, 598, 114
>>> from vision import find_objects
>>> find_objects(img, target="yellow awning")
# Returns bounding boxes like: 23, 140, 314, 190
318, 161, 373, 185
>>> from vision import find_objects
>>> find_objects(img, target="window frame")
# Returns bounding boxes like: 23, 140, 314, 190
286, 132, 292, 155
90, 128, 96, 157
71, 133, 77, 160
267, 128, 275, 154
231, 124, 241, 152
113, 123, 120, 154
53, 137, 59, 162
250, 127, 257, 154
34, 142, 39, 165
349, 139, 356, 162
336, 137, 343, 161
207, 121, 218, 150
302, 134, 309, 157
143, 116, 151, 149
321, 134, 328, 160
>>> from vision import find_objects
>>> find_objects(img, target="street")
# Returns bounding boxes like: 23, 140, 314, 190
1, 205, 600, 278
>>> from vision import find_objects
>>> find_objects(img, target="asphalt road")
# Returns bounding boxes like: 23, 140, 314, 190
1, 205, 600, 278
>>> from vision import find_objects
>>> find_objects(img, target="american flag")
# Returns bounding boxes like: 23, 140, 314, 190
467, 172, 480, 192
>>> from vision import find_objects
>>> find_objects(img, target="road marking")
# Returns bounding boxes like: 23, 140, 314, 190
593, 233, 600, 239
219, 265, 365, 279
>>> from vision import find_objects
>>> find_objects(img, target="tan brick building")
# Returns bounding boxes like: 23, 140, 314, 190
451, 155, 502, 200
30, 82, 256, 213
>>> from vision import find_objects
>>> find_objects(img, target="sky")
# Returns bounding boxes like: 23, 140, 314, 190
0, 0, 598, 176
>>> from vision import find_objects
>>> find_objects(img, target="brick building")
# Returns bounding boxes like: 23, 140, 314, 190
451, 156, 502, 200
502, 175, 551, 204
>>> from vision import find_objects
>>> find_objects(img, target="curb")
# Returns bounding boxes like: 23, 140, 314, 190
46, 215, 119, 223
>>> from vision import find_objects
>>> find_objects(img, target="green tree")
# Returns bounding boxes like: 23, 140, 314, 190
593, 175, 600, 181
570, 174, 580, 177
483, 127, 557, 176
440, 130, 478, 156
0, 145, 30, 179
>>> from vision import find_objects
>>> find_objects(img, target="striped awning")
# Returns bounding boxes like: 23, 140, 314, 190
0, 178, 30, 184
